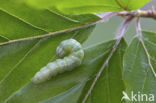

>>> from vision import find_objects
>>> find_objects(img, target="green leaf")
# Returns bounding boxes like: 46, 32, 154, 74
0, 37, 127, 103
0, 25, 95, 103
0, 36, 9, 43
120, 0, 152, 10
80, 39, 127, 103
41, 82, 86, 103
21, 0, 151, 14
123, 31, 156, 102
0, 0, 100, 42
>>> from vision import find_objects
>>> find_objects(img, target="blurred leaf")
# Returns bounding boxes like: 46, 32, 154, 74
123, 31, 156, 102
21, 0, 151, 14
0, 0, 100, 42
0, 36, 9, 43
119, 0, 151, 10
0, 36, 127, 103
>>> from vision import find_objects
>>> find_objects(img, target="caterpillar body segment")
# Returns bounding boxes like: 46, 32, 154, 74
32, 39, 84, 84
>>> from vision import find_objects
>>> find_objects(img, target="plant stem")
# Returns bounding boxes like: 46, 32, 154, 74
117, 8, 156, 20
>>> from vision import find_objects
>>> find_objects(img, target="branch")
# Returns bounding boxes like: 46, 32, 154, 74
117, 7, 156, 20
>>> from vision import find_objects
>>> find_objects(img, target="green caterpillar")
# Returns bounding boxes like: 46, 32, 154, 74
32, 39, 84, 84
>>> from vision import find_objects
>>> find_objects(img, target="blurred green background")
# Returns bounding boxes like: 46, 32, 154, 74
84, 0, 156, 47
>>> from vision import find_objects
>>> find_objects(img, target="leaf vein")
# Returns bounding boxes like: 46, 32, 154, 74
0, 9, 48, 33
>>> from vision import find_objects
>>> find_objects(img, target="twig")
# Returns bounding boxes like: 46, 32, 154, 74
136, 17, 156, 78
117, 8, 156, 20
81, 16, 134, 103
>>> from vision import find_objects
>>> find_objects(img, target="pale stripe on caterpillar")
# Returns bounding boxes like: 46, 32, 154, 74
32, 39, 84, 84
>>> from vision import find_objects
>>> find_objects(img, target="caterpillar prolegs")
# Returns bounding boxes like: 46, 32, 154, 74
32, 39, 84, 84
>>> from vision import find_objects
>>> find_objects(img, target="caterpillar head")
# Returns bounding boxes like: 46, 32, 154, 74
56, 39, 82, 58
